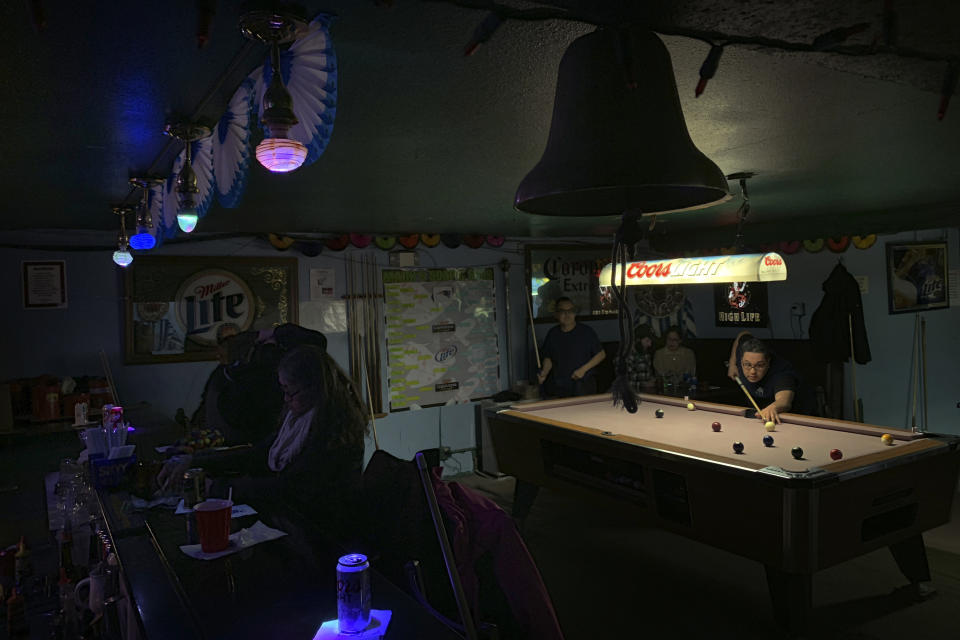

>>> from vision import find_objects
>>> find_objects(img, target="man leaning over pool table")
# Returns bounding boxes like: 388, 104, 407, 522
726, 332, 802, 424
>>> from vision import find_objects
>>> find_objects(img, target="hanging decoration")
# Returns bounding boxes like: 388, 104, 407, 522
268, 233, 296, 250
324, 234, 349, 251
803, 238, 826, 253
214, 77, 255, 208
827, 236, 850, 252
374, 236, 397, 250
251, 13, 338, 169
420, 234, 441, 247
852, 234, 877, 249
349, 233, 372, 248
440, 234, 462, 249
397, 234, 420, 249
485, 235, 505, 247
778, 240, 801, 254
463, 234, 485, 248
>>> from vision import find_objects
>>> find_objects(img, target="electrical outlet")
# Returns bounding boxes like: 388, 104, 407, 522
790, 302, 806, 316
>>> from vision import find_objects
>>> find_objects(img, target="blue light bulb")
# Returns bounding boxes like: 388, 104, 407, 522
129, 227, 156, 250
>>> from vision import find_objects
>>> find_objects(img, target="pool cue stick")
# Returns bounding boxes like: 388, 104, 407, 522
524, 280, 541, 370
99, 349, 120, 405
910, 314, 920, 432
364, 365, 380, 450
921, 315, 928, 432
368, 253, 383, 413
847, 314, 860, 422
733, 375, 764, 417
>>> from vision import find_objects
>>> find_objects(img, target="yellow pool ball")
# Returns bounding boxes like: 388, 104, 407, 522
686, 402, 695, 410
881, 433, 895, 446
764, 421, 776, 431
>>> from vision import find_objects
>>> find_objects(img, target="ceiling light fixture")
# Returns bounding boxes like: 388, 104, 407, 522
112, 206, 134, 268
165, 123, 211, 233
241, 9, 308, 173
515, 28, 730, 217
128, 176, 164, 250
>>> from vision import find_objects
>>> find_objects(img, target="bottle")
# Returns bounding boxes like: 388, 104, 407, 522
13, 537, 32, 585
6, 586, 29, 638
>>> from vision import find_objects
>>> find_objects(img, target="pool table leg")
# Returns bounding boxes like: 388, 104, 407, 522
888, 534, 931, 584
512, 480, 540, 521
764, 565, 811, 634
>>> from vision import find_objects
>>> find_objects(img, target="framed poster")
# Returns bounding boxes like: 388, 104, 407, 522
885, 241, 949, 314
124, 256, 298, 364
525, 245, 614, 323
23, 260, 67, 309
383, 267, 499, 410
713, 282, 769, 327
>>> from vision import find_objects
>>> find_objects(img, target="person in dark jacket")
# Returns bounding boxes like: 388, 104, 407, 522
726, 332, 809, 424
160, 345, 368, 543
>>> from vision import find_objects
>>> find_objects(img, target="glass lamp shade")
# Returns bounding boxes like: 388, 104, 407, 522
177, 209, 199, 233
256, 138, 307, 173
113, 248, 134, 267
129, 228, 156, 250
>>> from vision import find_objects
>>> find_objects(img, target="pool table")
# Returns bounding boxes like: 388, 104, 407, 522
487, 393, 960, 632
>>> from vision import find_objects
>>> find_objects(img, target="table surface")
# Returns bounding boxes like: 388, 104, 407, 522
504, 394, 929, 474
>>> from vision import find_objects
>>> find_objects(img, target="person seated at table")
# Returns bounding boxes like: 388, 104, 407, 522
620, 323, 656, 393
726, 331, 814, 424
160, 344, 368, 542
192, 323, 329, 445
653, 326, 696, 381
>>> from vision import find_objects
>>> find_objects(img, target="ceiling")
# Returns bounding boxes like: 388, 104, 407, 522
2, 0, 959, 250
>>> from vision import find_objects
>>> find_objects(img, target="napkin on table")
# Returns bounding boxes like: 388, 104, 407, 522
179, 520, 286, 560
311, 610, 393, 639
174, 500, 257, 518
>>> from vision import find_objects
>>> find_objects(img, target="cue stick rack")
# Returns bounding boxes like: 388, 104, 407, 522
345, 254, 384, 417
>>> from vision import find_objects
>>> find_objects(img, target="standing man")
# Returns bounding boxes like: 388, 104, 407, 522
726, 331, 803, 423
537, 297, 606, 398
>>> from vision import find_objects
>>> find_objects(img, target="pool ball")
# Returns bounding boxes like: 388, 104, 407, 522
791, 446, 804, 460
655, 409, 664, 418
763, 435, 774, 447
881, 433, 894, 446
764, 421, 776, 431
686, 402, 695, 411
733, 441, 744, 454
711, 421, 721, 432
830, 448, 843, 460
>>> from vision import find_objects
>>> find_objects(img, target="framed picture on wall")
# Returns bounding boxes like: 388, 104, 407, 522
124, 256, 298, 364
885, 241, 949, 314
525, 244, 614, 323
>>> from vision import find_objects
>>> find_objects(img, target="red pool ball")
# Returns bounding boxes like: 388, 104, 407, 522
829, 448, 843, 460
711, 421, 721, 432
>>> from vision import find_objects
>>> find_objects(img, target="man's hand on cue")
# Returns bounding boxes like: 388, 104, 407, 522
537, 371, 547, 384
757, 405, 781, 424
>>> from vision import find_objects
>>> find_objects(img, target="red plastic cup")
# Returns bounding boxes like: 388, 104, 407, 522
194, 499, 232, 553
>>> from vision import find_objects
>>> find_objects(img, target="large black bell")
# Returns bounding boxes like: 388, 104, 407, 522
515, 29, 730, 216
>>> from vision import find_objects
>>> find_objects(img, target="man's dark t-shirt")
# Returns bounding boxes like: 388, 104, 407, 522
736, 336, 815, 415
541, 323, 602, 398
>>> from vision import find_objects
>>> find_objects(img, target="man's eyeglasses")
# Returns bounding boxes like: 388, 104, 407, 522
555, 307, 577, 315
741, 361, 768, 372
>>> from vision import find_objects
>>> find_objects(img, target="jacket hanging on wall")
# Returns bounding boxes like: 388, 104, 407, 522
809, 263, 872, 364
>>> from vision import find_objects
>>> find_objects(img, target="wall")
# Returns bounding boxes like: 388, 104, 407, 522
0, 235, 554, 475
682, 228, 959, 434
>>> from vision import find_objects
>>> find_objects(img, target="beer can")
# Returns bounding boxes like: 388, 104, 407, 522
182, 468, 206, 509
336, 553, 371, 634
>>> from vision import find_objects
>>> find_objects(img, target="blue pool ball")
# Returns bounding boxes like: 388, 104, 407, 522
791, 446, 804, 460
763, 435, 774, 447
733, 441, 744, 454
655, 409, 664, 418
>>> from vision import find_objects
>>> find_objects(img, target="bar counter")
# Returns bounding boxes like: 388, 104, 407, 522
92, 406, 463, 639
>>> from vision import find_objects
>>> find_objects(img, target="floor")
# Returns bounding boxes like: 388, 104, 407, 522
456, 473, 960, 640
3, 430, 959, 640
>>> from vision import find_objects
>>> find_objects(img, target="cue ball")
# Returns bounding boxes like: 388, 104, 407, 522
881, 433, 894, 446
830, 448, 843, 460
733, 441, 744, 454
687, 403, 695, 410
711, 421, 721, 432
763, 435, 774, 447
764, 421, 776, 431
791, 446, 804, 459
655, 409, 664, 418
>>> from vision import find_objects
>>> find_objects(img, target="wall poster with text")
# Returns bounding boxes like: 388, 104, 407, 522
713, 281, 769, 327
124, 256, 298, 364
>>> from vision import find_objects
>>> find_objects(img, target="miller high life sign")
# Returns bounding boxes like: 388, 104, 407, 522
175, 269, 255, 346
598, 253, 788, 286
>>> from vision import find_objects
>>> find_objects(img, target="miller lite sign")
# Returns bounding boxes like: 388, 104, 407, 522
175, 269, 255, 346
